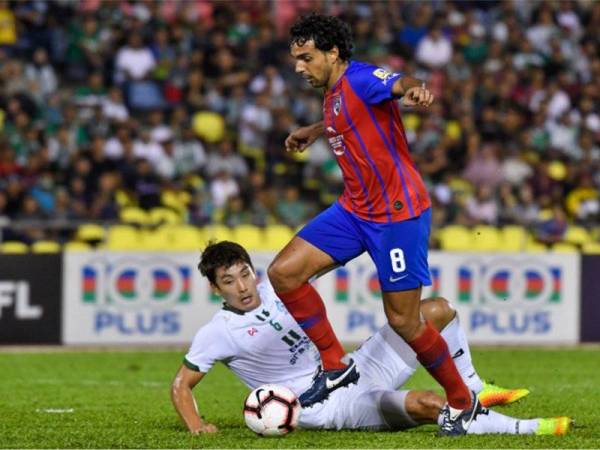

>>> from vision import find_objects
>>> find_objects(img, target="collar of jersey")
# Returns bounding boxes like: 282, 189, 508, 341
222, 300, 264, 316
222, 302, 246, 315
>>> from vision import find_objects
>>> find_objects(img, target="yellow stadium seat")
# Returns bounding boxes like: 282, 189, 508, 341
31, 240, 61, 253
192, 111, 225, 143
582, 242, 600, 254
500, 225, 528, 252
149, 207, 182, 226
564, 226, 591, 246
524, 238, 548, 253
163, 224, 204, 251
115, 189, 134, 207
76, 223, 106, 243
471, 225, 502, 252
552, 242, 578, 253
264, 225, 294, 251
139, 228, 169, 251
119, 207, 150, 226
438, 225, 473, 251
64, 241, 92, 251
0, 241, 28, 253
206, 224, 234, 243
106, 225, 142, 250
234, 225, 264, 250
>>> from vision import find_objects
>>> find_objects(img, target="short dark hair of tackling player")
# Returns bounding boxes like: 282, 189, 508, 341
198, 241, 254, 285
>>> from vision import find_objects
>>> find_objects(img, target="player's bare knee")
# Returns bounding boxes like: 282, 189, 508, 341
387, 313, 420, 340
420, 297, 456, 331
267, 260, 299, 292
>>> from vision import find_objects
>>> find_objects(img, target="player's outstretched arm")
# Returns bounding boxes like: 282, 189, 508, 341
171, 365, 218, 434
285, 121, 325, 152
392, 76, 434, 107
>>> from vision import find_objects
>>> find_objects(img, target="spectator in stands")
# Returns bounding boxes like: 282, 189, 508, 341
275, 186, 308, 229
465, 185, 499, 226
205, 138, 248, 179
535, 204, 568, 247
210, 169, 239, 210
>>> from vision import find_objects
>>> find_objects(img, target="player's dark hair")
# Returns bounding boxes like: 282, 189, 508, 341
290, 13, 354, 61
198, 241, 254, 285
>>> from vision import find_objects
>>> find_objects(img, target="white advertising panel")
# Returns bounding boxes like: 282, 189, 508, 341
320, 252, 581, 345
63, 251, 580, 345
62, 251, 277, 345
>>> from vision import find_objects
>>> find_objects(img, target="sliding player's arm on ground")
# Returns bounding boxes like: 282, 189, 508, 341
172, 318, 237, 434
171, 365, 217, 434
285, 121, 324, 152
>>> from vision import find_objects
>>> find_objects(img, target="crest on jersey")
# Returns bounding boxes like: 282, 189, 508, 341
332, 95, 342, 116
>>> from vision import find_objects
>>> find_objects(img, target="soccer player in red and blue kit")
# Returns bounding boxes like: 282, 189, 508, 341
267, 13, 483, 435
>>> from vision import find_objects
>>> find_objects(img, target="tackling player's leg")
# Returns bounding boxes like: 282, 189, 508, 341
388, 390, 571, 435
423, 298, 530, 408
329, 388, 571, 435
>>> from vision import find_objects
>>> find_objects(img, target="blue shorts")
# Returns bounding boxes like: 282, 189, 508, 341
297, 203, 432, 292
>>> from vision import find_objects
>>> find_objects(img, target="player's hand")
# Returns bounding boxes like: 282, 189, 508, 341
285, 125, 319, 153
191, 421, 218, 434
402, 84, 434, 107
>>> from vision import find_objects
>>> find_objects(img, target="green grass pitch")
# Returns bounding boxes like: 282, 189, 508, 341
0, 347, 598, 448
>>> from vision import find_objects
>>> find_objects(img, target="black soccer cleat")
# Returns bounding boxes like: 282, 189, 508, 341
438, 391, 484, 436
299, 358, 360, 407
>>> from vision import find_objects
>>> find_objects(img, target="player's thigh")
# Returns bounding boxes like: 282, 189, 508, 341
267, 235, 337, 290
350, 325, 418, 390
365, 208, 432, 294
286, 203, 365, 277
343, 388, 417, 430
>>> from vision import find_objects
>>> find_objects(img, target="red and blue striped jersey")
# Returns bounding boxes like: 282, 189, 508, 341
323, 60, 431, 223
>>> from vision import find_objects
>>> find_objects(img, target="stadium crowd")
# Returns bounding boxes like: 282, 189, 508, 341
0, 0, 598, 247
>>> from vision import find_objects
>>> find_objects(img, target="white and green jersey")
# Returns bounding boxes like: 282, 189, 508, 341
184, 281, 320, 396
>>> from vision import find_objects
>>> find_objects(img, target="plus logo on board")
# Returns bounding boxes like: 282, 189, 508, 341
457, 259, 563, 336
80, 258, 191, 335
458, 261, 561, 306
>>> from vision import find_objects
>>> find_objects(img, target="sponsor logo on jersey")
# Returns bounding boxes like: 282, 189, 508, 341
247, 327, 258, 336
326, 126, 345, 156
372, 68, 397, 85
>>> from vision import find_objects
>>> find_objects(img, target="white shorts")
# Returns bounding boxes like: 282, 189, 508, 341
299, 324, 419, 430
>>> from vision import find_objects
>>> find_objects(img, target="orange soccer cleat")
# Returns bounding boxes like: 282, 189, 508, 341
535, 417, 573, 436
478, 381, 530, 408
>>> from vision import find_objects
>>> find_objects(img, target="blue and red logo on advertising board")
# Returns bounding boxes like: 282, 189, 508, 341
457, 260, 563, 335
80, 258, 191, 335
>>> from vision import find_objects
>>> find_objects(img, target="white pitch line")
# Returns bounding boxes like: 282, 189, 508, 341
36, 408, 74, 414
31, 379, 165, 388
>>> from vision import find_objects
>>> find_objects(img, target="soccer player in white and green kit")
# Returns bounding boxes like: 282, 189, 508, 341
171, 241, 571, 436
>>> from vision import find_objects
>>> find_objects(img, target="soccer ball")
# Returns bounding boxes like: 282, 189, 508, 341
243, 384, 300, 436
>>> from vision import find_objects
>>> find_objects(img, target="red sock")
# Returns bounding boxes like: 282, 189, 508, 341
408, 321, 472, 409
277, 283, 346, 370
